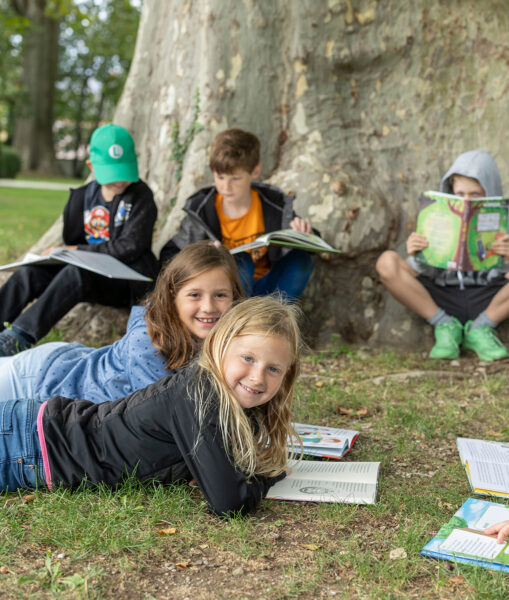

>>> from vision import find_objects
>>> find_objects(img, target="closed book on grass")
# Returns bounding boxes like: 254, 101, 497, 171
229, 229, 340, 255
289, 423, 359, 459
266, 459, 380, 504
420, 497, 509, 572
0, 249, 152, 281
415, 191, 509, 271
456, 437, 509, 498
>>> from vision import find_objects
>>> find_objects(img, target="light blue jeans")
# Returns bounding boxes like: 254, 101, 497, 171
0, 342, 67, 401
0, 398, 46, 491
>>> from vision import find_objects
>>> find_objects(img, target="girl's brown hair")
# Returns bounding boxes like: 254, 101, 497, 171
197, 296, 302, 478
144, 241, 243, 369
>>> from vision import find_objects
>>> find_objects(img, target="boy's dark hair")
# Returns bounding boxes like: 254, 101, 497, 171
209, 128, 260, 174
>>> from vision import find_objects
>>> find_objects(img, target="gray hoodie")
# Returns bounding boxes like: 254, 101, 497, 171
409, 150, 506, 286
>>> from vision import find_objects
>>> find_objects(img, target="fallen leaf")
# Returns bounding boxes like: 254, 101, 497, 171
0, 566, 9, 574
356, 408, 368, 417
336, 407, 354, 416
389, 547, 407, 560
301, 543, 320, 551
449, 575, 465, 585
315, 381, 324, 388
157, 527, 177, 536
22, 494, 35, 503
175, 561, 191, 570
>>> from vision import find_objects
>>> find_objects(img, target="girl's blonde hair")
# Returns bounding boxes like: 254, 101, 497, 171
144, 241, 243, 370
197, 296, 302, 478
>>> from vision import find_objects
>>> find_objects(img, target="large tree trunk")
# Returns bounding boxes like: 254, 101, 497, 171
113, 1, 509, 348
11, 0, 60, 173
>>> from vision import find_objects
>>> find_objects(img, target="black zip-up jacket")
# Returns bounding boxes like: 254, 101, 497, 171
63, 180, 158, 279
41, 365, 285, 516
159, 182, 298, 266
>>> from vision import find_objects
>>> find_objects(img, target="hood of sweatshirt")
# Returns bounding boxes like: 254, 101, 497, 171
440, 150, 503, 197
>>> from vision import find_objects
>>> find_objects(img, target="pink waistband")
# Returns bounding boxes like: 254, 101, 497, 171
36, 401, 53, 492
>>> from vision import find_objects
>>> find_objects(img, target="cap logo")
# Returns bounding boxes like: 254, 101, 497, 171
108, 144, 124, 159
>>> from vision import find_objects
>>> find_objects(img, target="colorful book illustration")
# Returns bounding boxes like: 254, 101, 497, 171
266, 459, 380, 504
457, 437, 509, 498
0, 249, 152, 281
420, 498, 509, 572
289, 423, 359, 459
415, 191, 509, 271
229, 229, 340, 255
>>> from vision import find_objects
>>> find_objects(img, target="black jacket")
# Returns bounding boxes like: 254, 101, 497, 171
42, 365, 285, 516
159, 182, 297, 265
63, 180, 158, 279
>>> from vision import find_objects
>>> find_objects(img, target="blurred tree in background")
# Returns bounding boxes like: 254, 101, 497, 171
0, 0, 140, 175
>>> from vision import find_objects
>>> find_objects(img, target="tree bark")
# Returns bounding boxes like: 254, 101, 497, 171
109, 1, 509, 348
11, 0, 60, 173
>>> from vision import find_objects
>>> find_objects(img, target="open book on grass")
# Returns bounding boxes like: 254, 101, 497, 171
229, 230, 340, 255
289, 423, 359, 459
416, 191, 509, 271
0, 249, 152, 281
420, 498, 509, 572
266, 459, 380, 504
457, 437, 509, 498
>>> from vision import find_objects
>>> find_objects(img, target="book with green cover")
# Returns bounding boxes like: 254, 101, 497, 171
420, 498, 509, 572
415, 191, 509, 271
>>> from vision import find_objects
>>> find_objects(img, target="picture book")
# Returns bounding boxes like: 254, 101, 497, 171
266, 459, 380, 504
457, 437, 509, 498
289, 423, 359, 459
420, 497, 509, 572
0, 249, 152, 281
415, 190, 509, 271
229, 230, 340, 255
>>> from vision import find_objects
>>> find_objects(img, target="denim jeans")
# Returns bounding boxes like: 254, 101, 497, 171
0, 398, 46, 492
0, 264, 139, 342
234, 249, 314, 300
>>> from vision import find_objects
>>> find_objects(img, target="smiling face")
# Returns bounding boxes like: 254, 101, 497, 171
222, 334, 291, 409
175, 267, 234, 340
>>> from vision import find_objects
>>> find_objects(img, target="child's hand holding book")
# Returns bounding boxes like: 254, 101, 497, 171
406, 232, 428, 256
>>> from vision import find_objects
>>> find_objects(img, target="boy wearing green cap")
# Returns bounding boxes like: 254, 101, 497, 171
0, 124, 158, 356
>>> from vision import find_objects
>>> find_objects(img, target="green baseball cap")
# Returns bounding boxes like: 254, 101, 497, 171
89, 124, 139, 184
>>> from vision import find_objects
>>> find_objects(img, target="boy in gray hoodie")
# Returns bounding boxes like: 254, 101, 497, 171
376, 150, 509, 361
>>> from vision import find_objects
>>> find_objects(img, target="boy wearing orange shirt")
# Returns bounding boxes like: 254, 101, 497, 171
160, 128, 314, 299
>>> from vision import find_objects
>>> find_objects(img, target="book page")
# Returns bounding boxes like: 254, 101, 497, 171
53, 249, 151, 281
267, 477, 377, 504
440, 529, 506, 560
477, 212, 501, 231
457, 438, 509, 464
286, 460, 379, 483
290, 423, 358, 450
467, 460, 509, 494
473, 504, 509, 529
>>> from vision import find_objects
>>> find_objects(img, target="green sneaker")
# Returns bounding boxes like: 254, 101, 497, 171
429, 317, 463, 359
463, 321, 509, 361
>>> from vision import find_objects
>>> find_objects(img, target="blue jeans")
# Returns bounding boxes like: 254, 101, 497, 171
235, 249, 314, 300
0, 343, 67, 401
0, 398, 46, 492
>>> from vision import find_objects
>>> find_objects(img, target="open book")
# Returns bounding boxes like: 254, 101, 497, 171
416, 191, 509, 271
266, 459, 380, 504
457, 437, 509, 498
0, 249, 152, 281
229, 230, 340, 255
420, 498, 509, 572
289, 423, 359, 459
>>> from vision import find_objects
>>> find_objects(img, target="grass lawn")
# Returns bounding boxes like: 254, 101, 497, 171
0, 186, 508, 598
0, 186, 70, 264
0, 350, 508, 599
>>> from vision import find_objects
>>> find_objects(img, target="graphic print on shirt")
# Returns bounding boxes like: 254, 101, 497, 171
114, 200, 133, 228
84, 205, 110, 244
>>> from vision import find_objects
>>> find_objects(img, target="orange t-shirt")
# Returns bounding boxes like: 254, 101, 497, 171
215, 189, 270, 279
